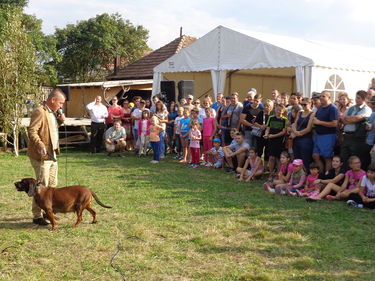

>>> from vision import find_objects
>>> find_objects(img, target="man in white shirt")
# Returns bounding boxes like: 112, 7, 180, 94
341, 90, 372, 169
105, 120, 127, 157
86, 96, 108, 153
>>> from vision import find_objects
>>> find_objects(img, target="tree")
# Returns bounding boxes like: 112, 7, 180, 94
22, 13, 61, 85
54, 13, 150, 82
0, 0, 60, 86
0, 6, 38, 155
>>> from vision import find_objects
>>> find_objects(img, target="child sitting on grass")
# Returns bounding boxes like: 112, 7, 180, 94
347, 163, 375, 209
205, 138, 224, 168
306, 155, 346, 201
308, 156, 364, 201
237, 147, 264, 181
274, 159, 306, 196
263, 151, 292, 192
296, 163, 320, 197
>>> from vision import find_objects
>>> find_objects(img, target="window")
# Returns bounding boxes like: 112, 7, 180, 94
324, 74, 345, 101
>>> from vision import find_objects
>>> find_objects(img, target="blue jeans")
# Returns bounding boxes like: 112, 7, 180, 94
293, 137, 313, 171
133, 128, 138, 144
159, 131, 166, 156
151, 141, 161, 161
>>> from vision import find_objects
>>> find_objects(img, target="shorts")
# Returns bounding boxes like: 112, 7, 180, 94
181, 132, 190, 140
268, 137, 284, 158
313, 134, 336, 158
246, 169, 263, 179
214, 160, 222, 168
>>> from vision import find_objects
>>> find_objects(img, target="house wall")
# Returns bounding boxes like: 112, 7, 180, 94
65, 83, 152, 118
65, 87, 120, 118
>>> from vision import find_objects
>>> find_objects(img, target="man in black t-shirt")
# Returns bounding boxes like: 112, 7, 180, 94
240, 94, 262, 147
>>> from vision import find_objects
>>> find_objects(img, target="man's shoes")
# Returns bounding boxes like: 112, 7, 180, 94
117, 154, 125, 158
107, 152, 112, 157
33, 218, 49, 226
43, 213, 59, 221
346, 200, 363, 208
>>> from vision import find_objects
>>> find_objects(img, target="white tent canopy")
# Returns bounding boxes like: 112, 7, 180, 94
152, 25, 375, 99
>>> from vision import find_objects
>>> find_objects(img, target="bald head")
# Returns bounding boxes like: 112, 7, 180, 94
46, 89, 66, 112
48, 89, 66, 100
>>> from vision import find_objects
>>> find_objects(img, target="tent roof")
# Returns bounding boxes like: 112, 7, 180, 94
57, 79, 153, 88
154, 26, 375, 73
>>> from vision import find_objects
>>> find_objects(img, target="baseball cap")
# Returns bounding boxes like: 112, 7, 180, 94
213, 138, 221, 143
312, 92, 321, 98
292, 159, 304, 166
187, 94, 194, 100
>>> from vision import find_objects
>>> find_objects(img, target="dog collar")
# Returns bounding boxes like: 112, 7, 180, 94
27, 182, 42, 197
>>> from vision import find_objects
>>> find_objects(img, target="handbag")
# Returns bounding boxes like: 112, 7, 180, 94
251, 126, 263, 137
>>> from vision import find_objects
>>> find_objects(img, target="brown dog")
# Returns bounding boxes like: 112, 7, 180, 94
14, 178, 112, 230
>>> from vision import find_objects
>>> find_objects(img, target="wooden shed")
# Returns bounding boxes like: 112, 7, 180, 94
58, 80, 152, 118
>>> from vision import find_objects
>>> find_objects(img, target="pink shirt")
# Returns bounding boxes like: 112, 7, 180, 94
203, 117, 215, 137
190, 130, 201, 148
306, 174, 318, 189
279, 163, 293, 175
345, 169, 366, 190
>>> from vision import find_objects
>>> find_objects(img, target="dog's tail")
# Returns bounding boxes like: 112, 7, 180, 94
91, 191, 112, 208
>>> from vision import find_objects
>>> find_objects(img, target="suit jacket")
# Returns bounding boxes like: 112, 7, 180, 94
27, 105, 62, 161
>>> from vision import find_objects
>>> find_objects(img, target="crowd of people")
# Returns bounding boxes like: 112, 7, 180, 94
85, 81, 375, 210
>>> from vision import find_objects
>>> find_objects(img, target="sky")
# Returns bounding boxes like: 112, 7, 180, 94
25, 0, 375, 50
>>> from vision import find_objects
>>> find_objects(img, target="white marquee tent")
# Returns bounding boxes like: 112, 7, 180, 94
152, 25, 375, 100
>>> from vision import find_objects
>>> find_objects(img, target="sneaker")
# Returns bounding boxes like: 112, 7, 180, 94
192, 164, 199, 168
118, 154, 125, 158
150, 160, 159, 164
32, 218, 49, 226
205, 162, 213, 167
173, 155, 180, 159
346, 200, 363, 208
160, 154, 165, 159
226, 168, 234, 173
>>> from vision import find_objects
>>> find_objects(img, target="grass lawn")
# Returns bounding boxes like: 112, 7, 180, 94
0, 149, 374, 281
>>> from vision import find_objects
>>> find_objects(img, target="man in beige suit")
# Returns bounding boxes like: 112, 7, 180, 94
27, 89, 66, 225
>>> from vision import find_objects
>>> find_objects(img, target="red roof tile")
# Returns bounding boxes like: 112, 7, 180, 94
107, 35, 197, 80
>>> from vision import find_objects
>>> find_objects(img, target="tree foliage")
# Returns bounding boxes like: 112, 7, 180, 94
0, 1, 60, 86
0, 6, 38, 154
54, 13, 150, 82
22, 13, 61, 85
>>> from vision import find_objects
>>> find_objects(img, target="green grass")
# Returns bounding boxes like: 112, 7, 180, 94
0, 149, 374, 281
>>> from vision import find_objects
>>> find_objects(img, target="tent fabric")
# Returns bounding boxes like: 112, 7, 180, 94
296, 66, 312, 97
154, 26, 375, 74
210, 70, 227, 100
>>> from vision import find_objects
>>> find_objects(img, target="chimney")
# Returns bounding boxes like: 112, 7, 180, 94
114, 55, 121, 75
180, 27, 183, 37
